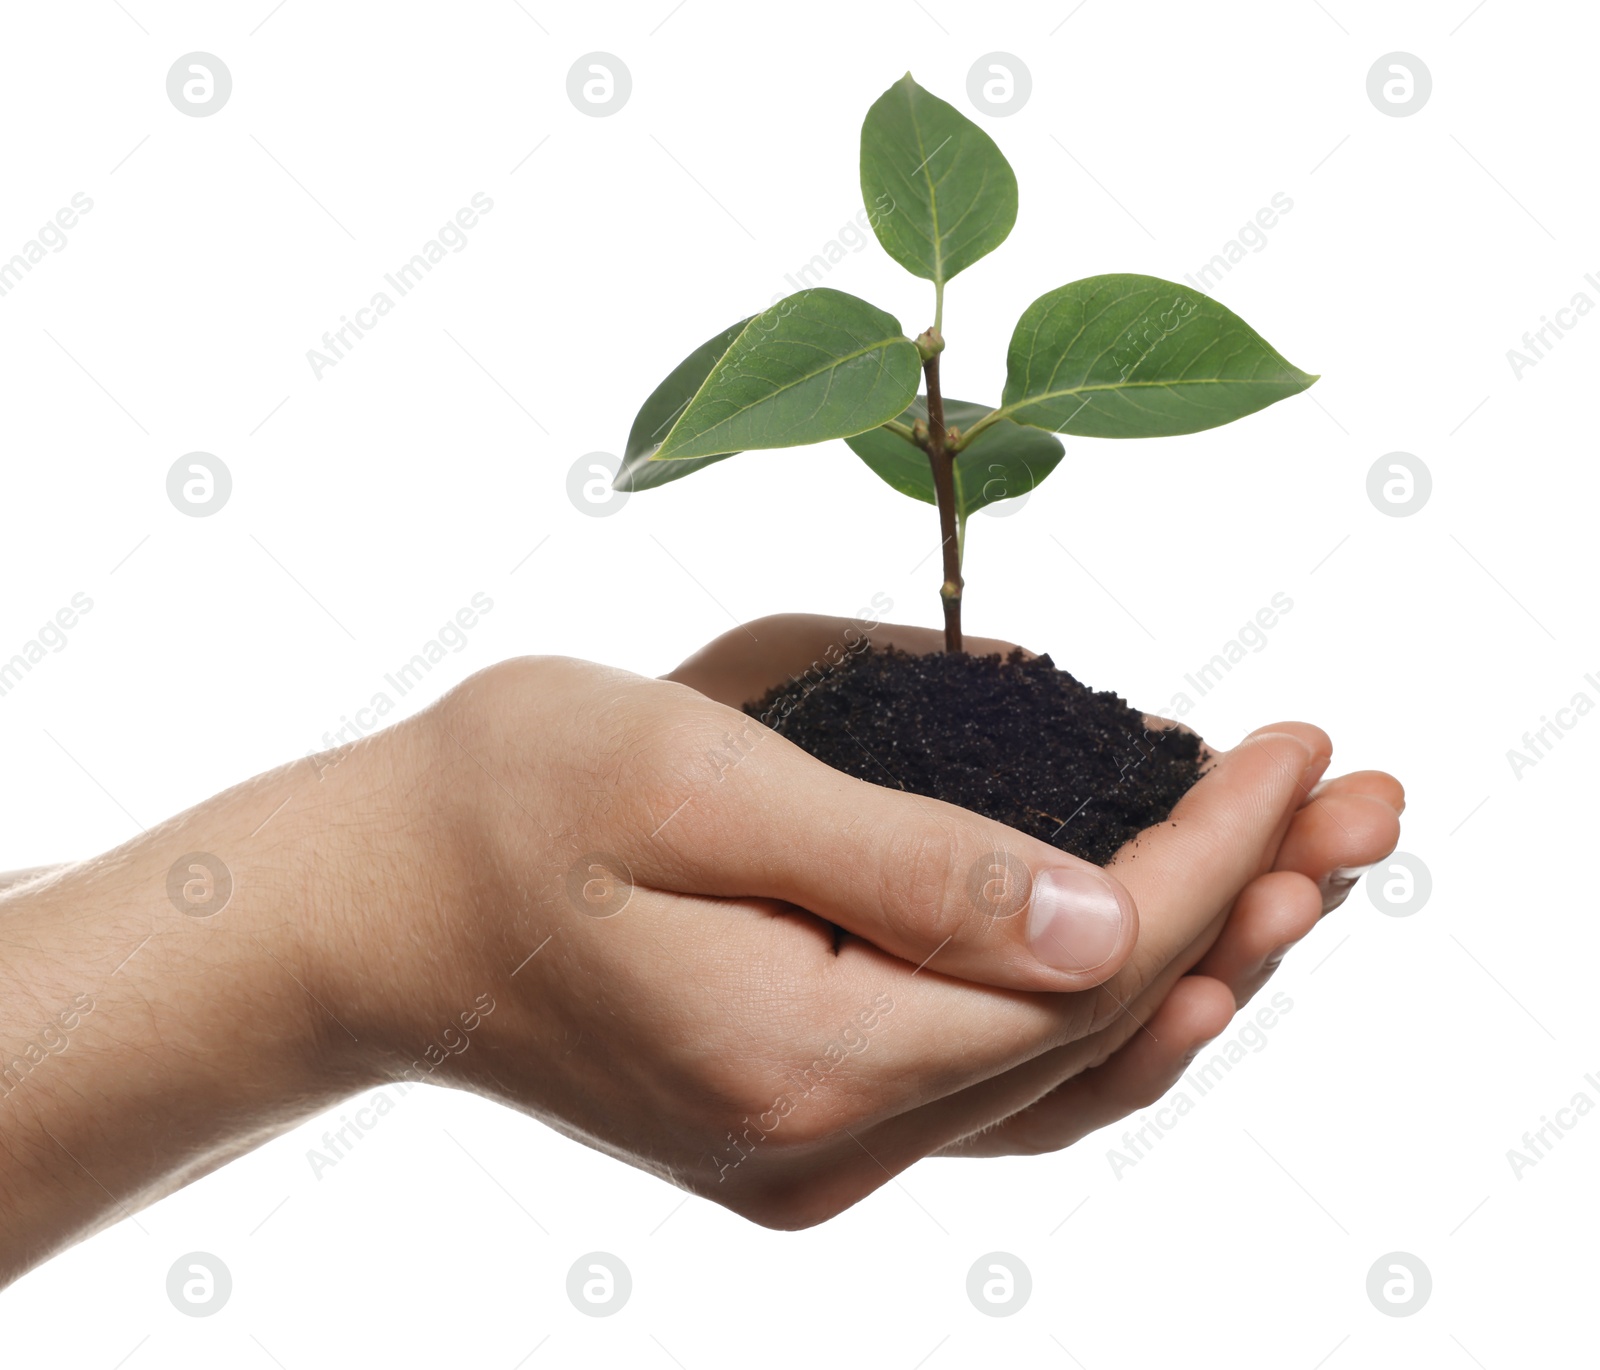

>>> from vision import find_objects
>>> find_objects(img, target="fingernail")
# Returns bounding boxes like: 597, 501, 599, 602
1027, 867, 1128, 974
1264, 940, 1300, 969
1320, 865, 1368, 914
1301, 755, 1330, 792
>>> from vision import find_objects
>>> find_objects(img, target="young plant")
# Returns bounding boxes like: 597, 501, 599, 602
616, 73, 1316, 652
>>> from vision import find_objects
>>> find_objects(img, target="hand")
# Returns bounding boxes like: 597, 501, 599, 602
665, 612, 1403, 1159
366, 623, 1396, 1221
0, 627, 1399, 1276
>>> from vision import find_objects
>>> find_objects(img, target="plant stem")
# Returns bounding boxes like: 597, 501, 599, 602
922, 350, 963, 653
950, 404, 1008, 452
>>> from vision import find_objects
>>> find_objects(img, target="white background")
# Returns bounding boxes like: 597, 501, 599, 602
1, 0, 1594, 1364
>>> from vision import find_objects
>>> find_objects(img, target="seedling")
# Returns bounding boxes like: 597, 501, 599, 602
617, 74, 1316, 652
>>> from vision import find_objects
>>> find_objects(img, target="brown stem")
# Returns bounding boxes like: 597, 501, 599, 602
922, 351, 963, 653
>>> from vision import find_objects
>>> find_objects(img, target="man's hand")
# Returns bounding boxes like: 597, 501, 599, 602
378, 623, 1398, 1224
0, 623, 1400, 1281
666, 613, 1403, 1161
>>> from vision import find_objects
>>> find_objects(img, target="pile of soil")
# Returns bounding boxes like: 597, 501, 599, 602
745, 645, 1203, 866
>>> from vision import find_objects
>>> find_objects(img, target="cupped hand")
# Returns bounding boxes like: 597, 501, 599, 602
0, 617, 1401, 1276
664, 612, 1403, 1163
326, 611, 1402, 1228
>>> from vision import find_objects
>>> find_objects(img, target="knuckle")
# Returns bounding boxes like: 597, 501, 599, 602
1002, 1109, 1068, 1159
874, 819, 969, 954
758, 1066, 863, 1151
1026, 984, 1111, 1053
759, 1098, 840, 1150
697, 1055, 791, 1131
697, 1054, 855, 1153
1082, 982, 1144, 1042
730, 1173, 857, 1230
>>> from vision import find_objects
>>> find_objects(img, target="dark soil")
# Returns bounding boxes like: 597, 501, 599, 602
745, 645, 1204, 867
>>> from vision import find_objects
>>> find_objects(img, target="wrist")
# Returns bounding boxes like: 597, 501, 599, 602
289, 698, 519, 1090
0, 735, 422, 1275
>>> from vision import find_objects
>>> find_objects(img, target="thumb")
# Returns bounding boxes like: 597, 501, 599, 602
663, 736, 1141, 993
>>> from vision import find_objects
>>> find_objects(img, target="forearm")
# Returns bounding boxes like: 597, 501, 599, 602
0, 741, 410, 1284
0, 866, 69, 895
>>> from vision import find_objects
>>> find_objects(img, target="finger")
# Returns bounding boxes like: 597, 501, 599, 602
637, 725, 1141, 994
1231, 721, 1331, 790
1308, 768, 1405, 813
1144, 716, 1328, 796
1099, 727, 1316, 1007
662, 614, 1025, 709
870, 621, 1028, 659
771, 731, 1320, 1155
989, 850, 1315, 1113
932, 727, 1314, 1066
1231, 723, 1335, 892
662, 614, 878, 708
834, 971, 1232, 1173
986, 871, 1321, 1149
1188, 870, 1322, 1004
1273, 791, 1401, 910
933, 975, 1237, 1157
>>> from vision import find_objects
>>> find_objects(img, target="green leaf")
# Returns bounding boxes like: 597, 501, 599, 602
616, 317, 752, 492
859, 73, 1018, 288
652, 288, 921, 463
846, 397, 1065, 516
999, 274, 1318, 438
